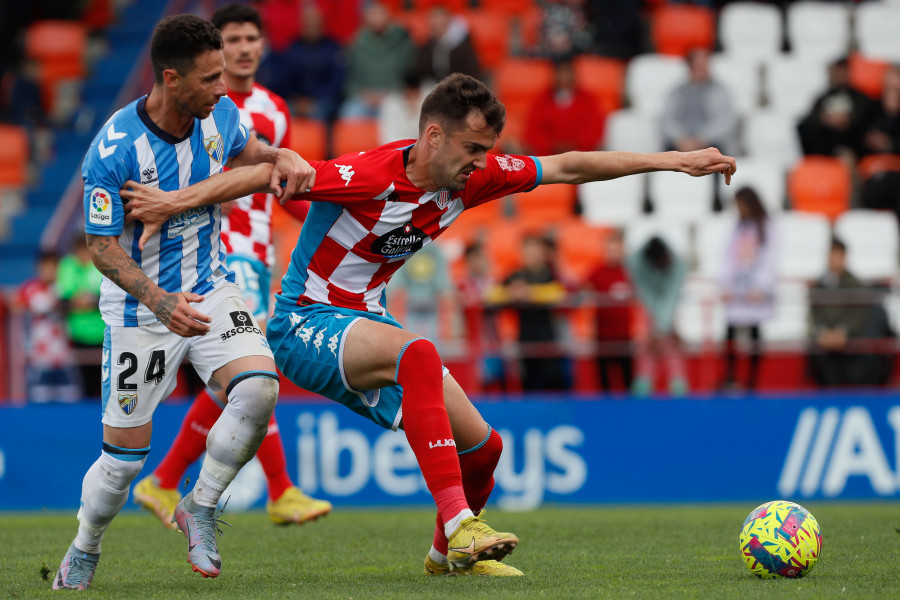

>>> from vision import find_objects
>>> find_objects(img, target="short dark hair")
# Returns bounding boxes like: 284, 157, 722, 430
151, 14, 223, 84
211, 3, 263, 33
419, 73, 505, 136
830, 237, 847, 253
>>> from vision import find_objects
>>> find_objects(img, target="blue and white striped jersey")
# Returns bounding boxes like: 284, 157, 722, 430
83, 95, 249, 326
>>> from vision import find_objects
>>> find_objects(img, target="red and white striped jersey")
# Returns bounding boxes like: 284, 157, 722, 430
276, 140, 541, 314
220, 83, 291, 266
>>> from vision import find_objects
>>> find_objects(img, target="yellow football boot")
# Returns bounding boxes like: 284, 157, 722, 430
446, 510, 518, 570
266, 487, 333, 525
133, 476, 181, 530
424, 554, 524, 576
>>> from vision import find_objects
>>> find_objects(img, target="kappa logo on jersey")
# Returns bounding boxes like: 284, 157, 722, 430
118, 393, 138, 415
371, 222, 427, 257
89, 188, 113, 225
167, 207, 211, 239
336, 164, 355, 186
220, 310, 263, 341
204, 133, 225, 164
496, 154, 526, 172
141, 166, 158, 185
327, 332, 339, 357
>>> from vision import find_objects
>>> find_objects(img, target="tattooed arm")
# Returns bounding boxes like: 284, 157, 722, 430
86, 234, 212, 337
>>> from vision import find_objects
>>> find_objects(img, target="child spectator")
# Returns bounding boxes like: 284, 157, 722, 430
719, 187, 778, 391
627, 236, 688, 397
583, 230, 634, 392
504, 234, 570, 391
57, 236, 105, 399
12, 251, 81, 402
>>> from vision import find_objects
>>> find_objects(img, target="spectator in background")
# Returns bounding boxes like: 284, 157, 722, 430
504, 234, 570, 391
57, 236, 105, 399
522, 55, 606, 157
719, 187, 778, 392
798, 57, 874, 161
532, 0, 593, 60
457, 242, 506, 391
378, 72, 425, 145
661, 48, 738, 156
628, 236, 688, 397
583, 230, 634, 392
257, 3, 344, 123
862, 65, 900, 156
584, 0, 641, 59
807, 238, 893, 387
340, 2, 414, 119
12, 250, 81, 402
388, 242, 454, 344
415, 5, 482, 86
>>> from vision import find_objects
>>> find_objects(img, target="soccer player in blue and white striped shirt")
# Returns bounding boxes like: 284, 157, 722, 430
52, 14, 315, 590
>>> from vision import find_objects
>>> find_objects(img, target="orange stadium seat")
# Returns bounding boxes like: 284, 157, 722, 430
651, 4, 716, 56
858, 153, 900, 181
332, 118, 380, 158
788, 156, 851, 220
463, 10, 511, 70
483, 219, 529, 280
25, 20, 87, 110
556, 219, 609, 282
0, 125, 29, 187
494, 58, 554, 117
510, 184, 577, 222
288, 118, 327, 162
849, 53, 891, 101
417, 0, 469, 12
574, 56, 626, 114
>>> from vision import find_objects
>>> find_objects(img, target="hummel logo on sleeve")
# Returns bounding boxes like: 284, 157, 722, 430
336, 164, 355, 186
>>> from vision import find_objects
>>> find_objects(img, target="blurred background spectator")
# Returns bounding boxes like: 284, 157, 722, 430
257, 3, 344, 123
660, 48, 737, 156
56, 236, 104, 399
340, 1, 413, 119
378, 72, 425, 145
628, 236, 688, 397
719, 187, 777, 392
797, 57, 874, 162
456, 242, 506, 392
504, 234, 570, 392
808, 237, 893, 387
532, 0, 593, 60
389, 242, 454, 345
862, 65, 900, 156
521, 54, 606, 157
11, 250, 80, 403
415, 5, 482, 87
583, 230, 634, 393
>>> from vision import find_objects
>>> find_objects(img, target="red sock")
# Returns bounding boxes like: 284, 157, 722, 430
255, 414, 293, 501
433, 427, 503, 555
154, 389, 222, 489
397, 339, 468, 524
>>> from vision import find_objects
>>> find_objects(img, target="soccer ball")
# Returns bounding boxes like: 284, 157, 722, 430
739, 500, 822, 579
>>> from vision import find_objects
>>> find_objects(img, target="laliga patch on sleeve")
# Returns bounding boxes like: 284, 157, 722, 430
88, 187, 113, 225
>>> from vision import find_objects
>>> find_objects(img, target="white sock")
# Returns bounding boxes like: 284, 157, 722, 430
192, 374, 278, 508
75, 451, 146, 553
428, 546, 448, 564
443, 508, 475, 540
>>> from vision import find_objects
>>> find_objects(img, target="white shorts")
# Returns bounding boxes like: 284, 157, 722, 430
101, 283, 274, 428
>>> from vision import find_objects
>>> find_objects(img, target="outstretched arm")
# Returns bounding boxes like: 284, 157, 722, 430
121, 163, 276, 250
86, 234, 212, 337
538, 148, 736, 186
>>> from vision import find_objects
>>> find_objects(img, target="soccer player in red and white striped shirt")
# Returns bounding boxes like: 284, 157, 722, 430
124, 74, 736, 575
132, 3, 329, 529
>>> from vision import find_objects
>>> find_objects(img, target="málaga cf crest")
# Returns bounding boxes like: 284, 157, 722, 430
204, 133, 224, 164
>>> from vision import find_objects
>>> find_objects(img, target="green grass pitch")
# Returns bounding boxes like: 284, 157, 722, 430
1, 503, 897, 599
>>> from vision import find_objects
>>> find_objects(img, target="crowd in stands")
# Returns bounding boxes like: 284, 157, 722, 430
4, 0, 900, 401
